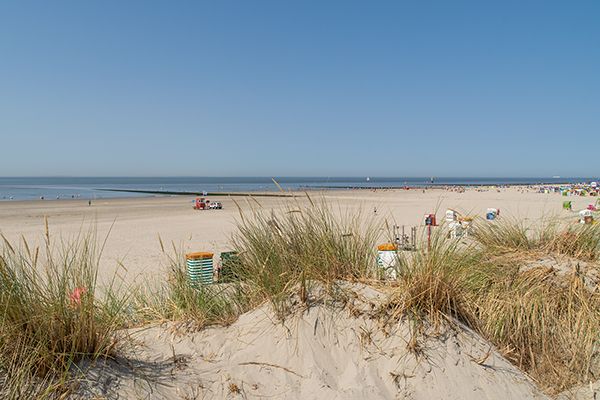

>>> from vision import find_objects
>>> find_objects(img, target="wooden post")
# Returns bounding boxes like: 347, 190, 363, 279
428, 225, 431, 251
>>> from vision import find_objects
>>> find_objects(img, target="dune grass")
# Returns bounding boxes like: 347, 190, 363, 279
472, 266, 600, 393
385, 228, 482, 329
131, 244, 250, 330
384, 220, 600, 394
469, 217, 600, 392
542, 222, 600, 260
0, 226, 127, 398
474, 217, 600, 260
231, 199, 380, 318
472, 218, 533, 253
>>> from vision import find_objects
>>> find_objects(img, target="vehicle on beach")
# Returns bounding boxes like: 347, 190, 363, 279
193, 197, 208, 210
193, 197, 223, 210
209, 201, 222, 209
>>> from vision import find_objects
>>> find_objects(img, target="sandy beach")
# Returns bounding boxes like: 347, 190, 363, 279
0, 187, 587, 282
2, 189, 599, 399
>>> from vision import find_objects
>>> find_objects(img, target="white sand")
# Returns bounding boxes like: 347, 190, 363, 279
1, 188, 594, 399
0, 187, 589, 283
79, 283, 549, 400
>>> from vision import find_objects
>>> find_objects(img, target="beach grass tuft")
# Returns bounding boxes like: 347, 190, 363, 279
384, 228, 481, 329
231, 198, 380, 318
131, 247, 249, 330
0, 227, 127, 398
380, 218, 600, 394
472, 265, 600, 393
474, 217, 600, 260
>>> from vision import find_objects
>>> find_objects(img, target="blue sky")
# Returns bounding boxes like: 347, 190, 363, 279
0, 1, 598, 177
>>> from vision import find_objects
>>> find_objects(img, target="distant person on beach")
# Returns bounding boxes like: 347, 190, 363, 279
88, 200, 92, 206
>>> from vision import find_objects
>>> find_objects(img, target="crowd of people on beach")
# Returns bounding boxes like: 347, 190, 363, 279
538, 182, 599, 197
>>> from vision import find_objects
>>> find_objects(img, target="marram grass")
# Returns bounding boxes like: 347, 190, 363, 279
385, 220, 600, 394
231, 199, 381, 318
1, 207, 599, 397
131, 242, 250, 330
0, 226, 127, 399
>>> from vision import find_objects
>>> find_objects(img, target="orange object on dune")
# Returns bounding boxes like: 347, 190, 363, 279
186, 252, 214, 260
377, 243, 398, 251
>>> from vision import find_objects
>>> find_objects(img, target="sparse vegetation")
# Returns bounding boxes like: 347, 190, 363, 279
1, 206, 599, 397
385, 219, 600, 394
231, 199, 380, 318
474, 217, 600, 260
385, 228, 481, 328
473, 266, 600, 393
0, 225, 127, 399
542, 222, 600, 260
131, 245, 250, 329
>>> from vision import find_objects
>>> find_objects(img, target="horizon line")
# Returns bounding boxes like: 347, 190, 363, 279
0, 175, 593, 179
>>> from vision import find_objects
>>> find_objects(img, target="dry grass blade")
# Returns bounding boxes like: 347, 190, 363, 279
386, 219, 600, 395
0, 229, 128, 398
231, 200, 380, 319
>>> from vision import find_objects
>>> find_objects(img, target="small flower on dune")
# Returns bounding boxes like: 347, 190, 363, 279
69, 286, 87, 307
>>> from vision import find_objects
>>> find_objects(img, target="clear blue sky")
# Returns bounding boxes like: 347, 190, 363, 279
0, 1, 598, 177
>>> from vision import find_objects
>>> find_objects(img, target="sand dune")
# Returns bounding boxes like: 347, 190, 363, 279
78, 283, 548, 400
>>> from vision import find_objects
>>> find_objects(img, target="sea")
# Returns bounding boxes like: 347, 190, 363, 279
0, 177, 596, 201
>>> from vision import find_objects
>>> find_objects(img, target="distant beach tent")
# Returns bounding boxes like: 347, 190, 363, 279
424, 214, 437, 226
578, 209, 594, 224
445, 209, 458, 222
448, 221, 464, 239
486, 208, 499, 221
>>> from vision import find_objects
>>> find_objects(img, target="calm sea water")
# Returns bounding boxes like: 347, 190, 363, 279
0, 177, 596, 201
